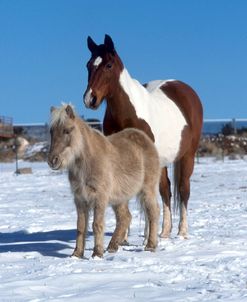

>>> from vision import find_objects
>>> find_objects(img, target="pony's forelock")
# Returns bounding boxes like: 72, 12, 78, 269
50, 103, 76, 127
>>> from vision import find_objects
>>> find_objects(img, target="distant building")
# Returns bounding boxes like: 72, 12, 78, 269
14, 123, 49, 141
13, 119, 102, 142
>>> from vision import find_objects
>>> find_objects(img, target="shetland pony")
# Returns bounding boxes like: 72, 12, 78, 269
48, 104, 160, 258
83, 35, 203, 238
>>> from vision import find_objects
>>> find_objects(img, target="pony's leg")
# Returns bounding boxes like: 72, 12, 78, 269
92, 203, 106, 258
107, 203, 132, 253
159, 168, 172, 238
72, 201, 89, 258
177, 153, 195, 238
141, 191, 160, 251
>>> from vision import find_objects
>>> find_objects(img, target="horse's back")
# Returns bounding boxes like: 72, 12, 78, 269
160, 80, 203, 149
142, 79, 203, 163
160, 80, 203, 128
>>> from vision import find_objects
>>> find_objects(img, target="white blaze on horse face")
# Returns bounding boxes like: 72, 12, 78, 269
93, 56, 102, 68
119, 68, 187, 167
84, 88, 93, 107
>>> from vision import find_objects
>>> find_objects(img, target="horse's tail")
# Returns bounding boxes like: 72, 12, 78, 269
173, 160, 181, 214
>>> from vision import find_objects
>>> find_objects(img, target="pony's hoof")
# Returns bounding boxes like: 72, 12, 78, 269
159, 232, 170, 239
177, 231, 188, 239
107, 242, 119, 253
120, 240, 129, 246
92, 251, 103, 258
144, 245, 156, 252
71, 250, 83, 258
92, 246, 104, 258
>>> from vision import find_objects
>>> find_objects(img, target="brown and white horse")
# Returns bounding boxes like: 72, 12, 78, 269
83, 35, 203, 239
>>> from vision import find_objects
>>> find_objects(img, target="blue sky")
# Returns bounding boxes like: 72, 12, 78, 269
0, 0, 247, 124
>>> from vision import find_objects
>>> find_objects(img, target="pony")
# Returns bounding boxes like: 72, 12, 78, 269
48, 104, 160, 258
83, 35, 203, 239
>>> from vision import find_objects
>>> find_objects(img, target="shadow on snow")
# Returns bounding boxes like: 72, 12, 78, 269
0, 229, 113, 258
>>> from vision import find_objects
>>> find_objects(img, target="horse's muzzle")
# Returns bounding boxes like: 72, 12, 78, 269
89, 96, 97, 108
83, 89, 98, 109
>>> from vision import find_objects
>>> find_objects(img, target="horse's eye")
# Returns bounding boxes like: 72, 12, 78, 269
106, 63, 112, 69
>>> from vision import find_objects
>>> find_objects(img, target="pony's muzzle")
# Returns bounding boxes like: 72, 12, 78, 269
47, 154, 61, 170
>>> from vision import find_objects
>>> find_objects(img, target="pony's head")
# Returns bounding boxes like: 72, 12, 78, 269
83, 34, 123, 109
48, 104, 83, 170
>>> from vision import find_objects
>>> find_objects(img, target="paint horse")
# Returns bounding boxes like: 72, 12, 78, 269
83, 35, 203, 239
48, 104, 160, 258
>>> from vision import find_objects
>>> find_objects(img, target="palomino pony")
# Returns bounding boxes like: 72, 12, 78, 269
83, 35, 203, 239
48, 104, 160, 258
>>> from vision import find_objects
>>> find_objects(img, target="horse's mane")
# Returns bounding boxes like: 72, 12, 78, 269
50, 103, 76, 127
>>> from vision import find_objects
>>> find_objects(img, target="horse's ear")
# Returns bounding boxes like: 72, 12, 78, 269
87, 36, 97, 53
50, 106, 56, 113
104, 34, 115, 53
65, 105, 75, 119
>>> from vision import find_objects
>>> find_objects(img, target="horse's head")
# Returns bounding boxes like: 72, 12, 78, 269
48, 104, 82, 170
83, 34, 123, 109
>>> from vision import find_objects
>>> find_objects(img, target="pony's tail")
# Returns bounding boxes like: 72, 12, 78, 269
173, 160, 181, 214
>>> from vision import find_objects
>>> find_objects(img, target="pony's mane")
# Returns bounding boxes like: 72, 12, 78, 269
50, 103, 76, 127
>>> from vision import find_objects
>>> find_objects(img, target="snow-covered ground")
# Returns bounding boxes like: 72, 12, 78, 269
0, 158, 247, 302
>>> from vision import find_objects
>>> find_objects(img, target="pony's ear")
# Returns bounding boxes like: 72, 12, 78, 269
87, 36, 98, 53
50, 106, 56, 113
65, 105, 75, 119
104, 34, 115, 53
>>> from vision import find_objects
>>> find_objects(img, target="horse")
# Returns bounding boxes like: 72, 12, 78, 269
83, 34, 203, 239
48, 104, 160, 258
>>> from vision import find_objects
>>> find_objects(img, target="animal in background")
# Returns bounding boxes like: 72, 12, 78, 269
83, 35, 203, 239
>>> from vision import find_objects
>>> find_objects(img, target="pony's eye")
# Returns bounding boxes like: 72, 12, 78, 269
63, 127, 74, 135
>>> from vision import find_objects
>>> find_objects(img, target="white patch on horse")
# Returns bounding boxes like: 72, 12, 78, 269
93, 56, 102, 67
119, 68, 187, 167
84, 88, 93, 107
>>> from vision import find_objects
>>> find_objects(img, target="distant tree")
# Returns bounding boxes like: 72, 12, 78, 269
237, 127, 247, 135
221, 123, 234, 135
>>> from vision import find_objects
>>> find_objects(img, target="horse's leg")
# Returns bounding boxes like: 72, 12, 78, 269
159, 167, 172, 238
177, 152, 195, 238
107, 203, 132, 253
92, 203, 106, 258
140, 191, 160, 251
72, 200, 89, 258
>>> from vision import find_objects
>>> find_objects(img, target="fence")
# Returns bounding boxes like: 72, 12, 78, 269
0, 116, 14, 138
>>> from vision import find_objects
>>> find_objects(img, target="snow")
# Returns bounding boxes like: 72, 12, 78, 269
0, 158, 247, 301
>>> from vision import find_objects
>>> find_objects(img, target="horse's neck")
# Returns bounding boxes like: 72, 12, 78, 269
119, 68, 148, 98
106, 68, 148, 125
